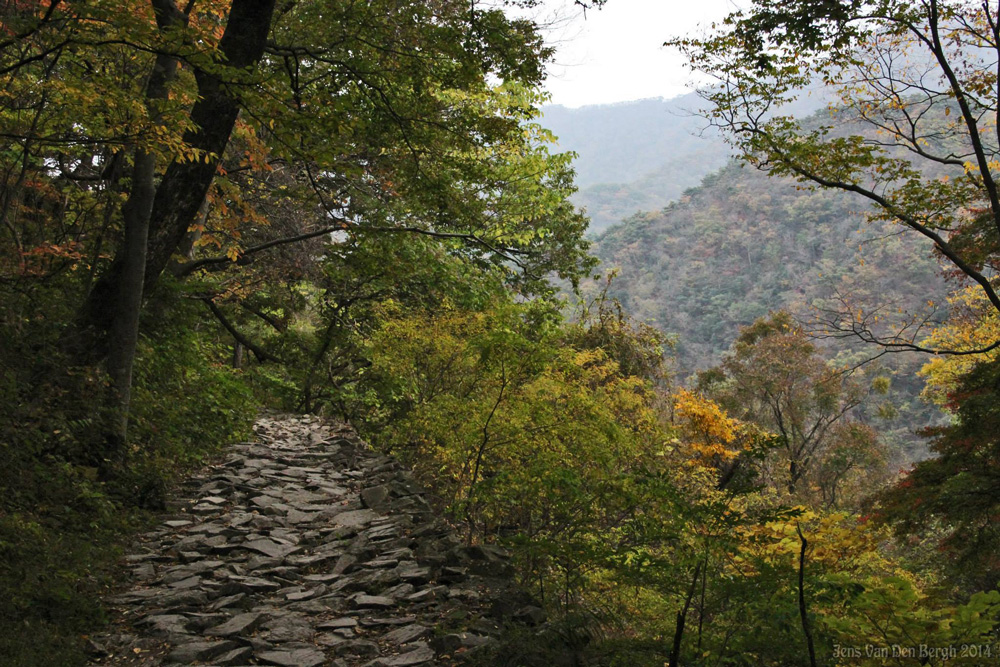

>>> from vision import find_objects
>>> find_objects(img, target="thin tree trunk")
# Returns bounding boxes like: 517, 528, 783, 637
669, 560, 703, 667
796, 523, 818, 667
301, 317, 340, 413
696, 552, 708, 655
106, 148, 155, 450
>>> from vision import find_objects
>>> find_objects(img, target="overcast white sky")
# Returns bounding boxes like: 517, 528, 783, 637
526, 0, 741, 107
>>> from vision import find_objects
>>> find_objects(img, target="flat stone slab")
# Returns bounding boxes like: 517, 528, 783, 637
333, 508, 379, 528
366, 644, 436, 666
204, 612, 263, 637
256, 647, 326, 667
243, 538, 299, 559
166, 639, 239, 663
382, 623, 430, 645
353, 594, 395, 608
214, 646, 254, 665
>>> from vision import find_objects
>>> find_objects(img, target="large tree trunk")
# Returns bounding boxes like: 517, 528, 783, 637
103, 0, 186, 457
78, 0, 277, 361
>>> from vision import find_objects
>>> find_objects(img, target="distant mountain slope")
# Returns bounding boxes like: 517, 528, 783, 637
590, 161, 947, 459
542, 95, 726, 187
542, 96, 730, 232
542, 92, 831, 233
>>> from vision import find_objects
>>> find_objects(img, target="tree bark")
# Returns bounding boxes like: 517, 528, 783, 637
788, 458, 799, 495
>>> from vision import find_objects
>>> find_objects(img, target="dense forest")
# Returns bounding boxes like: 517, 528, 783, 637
2, 1, 1000, 666
590, 160, 947, 461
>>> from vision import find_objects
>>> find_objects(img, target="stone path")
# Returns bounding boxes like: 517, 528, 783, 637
89, 414, 543, 666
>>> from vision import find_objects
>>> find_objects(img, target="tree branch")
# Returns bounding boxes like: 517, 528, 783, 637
201, 297, 281, 363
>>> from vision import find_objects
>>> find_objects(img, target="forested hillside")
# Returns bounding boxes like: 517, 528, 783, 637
593, 162, 943, 372
4, 1, 1000, 666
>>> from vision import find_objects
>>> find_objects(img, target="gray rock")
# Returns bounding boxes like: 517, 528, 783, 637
243, 538, 299, 559
286, 585, 325, 601
206, 593, 246, 611
332, 553, 358, 575
213, 645, 255, 665
382, 623, 430, 645
333, 509, 378, 528
382, 583, 416, 599
204, 612, 263, 637
168, 575, 202, 589
439, 566, 467, 582
366, 524, 399, 540
333, 639, 379, 657
366, 644, 436, 666
256, 646, 326, 667
183, 612, 230, 632
139, 614, 192, 637
514, 605, 546, 626
153, 589, 209, 609
316, 632, 348, 647
361, 485, 391, 511
219, 576, 281, 594
362, 615, 417, 627
405, 586, 447, 602
261, 613, 315, 642
165, 639, 239, 663
162, 560, 224, 583
352, 594, 395, 608
132, 563, 156, 580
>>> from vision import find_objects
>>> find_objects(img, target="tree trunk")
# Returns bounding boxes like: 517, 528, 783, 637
788, 458, 799, 494
78, 0, 277, 356
106, 148, 155, 452
102, 0, 186, 458
143, 0, 277, 290
669, 560, 703, 667
796, 524, 818, 667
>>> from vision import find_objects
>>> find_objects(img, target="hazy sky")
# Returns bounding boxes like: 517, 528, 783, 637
528, 0, 740, 108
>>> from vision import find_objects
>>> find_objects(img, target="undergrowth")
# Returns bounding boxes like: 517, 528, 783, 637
0, 290, 256, 666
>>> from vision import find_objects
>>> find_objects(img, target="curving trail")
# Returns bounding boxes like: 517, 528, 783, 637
89, 414, 540, 666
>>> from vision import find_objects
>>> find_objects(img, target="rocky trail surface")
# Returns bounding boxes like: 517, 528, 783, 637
89, 414, 542, 666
